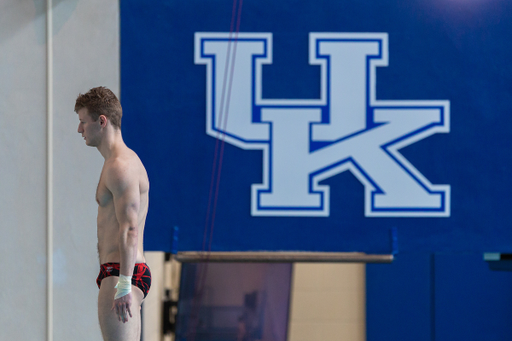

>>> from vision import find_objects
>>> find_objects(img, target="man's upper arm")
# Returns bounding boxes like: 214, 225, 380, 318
106, 161, 140, 228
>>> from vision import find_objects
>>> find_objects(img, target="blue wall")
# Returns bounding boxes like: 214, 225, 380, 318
120, 1, 512, 338
121, 0, 512, 254
367, 253, 512, 341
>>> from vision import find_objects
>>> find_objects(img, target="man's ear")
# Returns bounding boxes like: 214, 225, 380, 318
99, 115, 108, 127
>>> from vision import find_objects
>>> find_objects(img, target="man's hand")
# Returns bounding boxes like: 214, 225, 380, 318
112, 292, 133, 323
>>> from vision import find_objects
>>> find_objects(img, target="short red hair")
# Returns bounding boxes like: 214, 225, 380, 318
75, 86, 122, 129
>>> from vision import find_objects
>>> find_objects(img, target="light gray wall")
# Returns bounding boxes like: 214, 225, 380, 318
0, 1, 119, 340
0, 1, 47, 339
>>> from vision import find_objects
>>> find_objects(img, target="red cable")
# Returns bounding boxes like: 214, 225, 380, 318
188, 2, 244, 341
202, 0, 240, 254
209, 0, 244, 254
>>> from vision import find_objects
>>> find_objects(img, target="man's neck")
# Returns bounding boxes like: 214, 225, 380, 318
97, 128, 125, 160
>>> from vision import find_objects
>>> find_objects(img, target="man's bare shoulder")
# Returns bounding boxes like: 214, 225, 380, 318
103, 149, 148, 193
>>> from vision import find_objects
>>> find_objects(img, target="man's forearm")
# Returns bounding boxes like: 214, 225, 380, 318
119, 225, 138, 276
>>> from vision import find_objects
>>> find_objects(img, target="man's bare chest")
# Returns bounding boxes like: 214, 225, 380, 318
96, 173, 113, 207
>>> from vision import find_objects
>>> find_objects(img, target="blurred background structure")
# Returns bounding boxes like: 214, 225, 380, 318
3, 1, 512, 341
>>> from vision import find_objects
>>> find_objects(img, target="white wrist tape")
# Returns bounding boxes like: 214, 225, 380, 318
114, 275, 132, 300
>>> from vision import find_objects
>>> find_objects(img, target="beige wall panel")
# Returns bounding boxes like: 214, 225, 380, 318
288, 322, 366, 341
0, 1, 47, 339
288, 263, 366, 341
143, 252, 166, 341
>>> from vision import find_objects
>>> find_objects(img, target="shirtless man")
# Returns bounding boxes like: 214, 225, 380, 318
75, 86, 151, 341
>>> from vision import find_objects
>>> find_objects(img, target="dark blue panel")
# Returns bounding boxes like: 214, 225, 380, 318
367, 253, 512, 340
434, 253, 512, 341
366, 253, 433, 341
121, 0, 512, 253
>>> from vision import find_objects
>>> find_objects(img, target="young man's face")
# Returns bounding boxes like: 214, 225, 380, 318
77, 108, 102, 147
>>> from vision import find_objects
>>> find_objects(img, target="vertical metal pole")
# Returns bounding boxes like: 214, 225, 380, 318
46, 0, 54, 340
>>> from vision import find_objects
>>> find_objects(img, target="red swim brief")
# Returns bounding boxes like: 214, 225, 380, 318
96, 263, 152, 298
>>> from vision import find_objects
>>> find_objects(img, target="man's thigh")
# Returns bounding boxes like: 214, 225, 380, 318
98, 276, 144, 341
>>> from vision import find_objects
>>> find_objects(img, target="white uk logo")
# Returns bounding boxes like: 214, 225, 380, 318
195, 32, 450, 217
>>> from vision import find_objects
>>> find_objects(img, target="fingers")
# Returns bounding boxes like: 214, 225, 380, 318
118, 308, 127, 323
120, 304, 129, 323
112, 294, 133, 323
112, 302, 131, 323
116, 304, 122, 322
